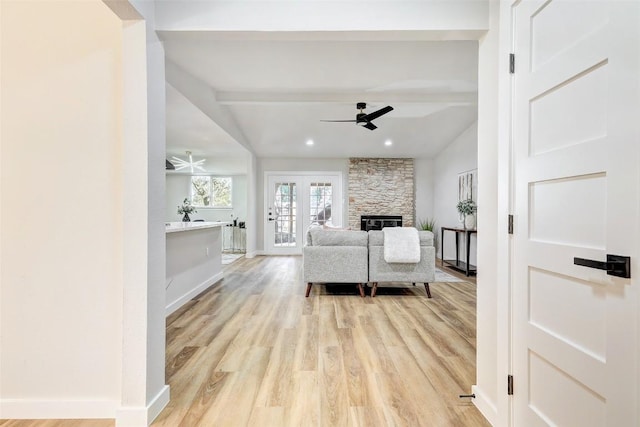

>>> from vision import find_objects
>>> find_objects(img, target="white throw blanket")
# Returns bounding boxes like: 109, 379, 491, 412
383, 227, 420, 263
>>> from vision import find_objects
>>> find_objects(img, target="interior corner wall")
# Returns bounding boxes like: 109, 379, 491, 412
0, 0, 124, 417
414, 158, 435, 226
474, 2, 510, 425
476, 22, 501, 415
245, 153, 258, 257
432, 122, 478, 263
128, 0, 170, 421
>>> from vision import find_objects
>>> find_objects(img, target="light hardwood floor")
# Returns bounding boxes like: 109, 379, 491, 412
1, 256, 489, 427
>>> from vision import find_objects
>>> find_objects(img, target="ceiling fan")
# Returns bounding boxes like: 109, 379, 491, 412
321, 102, 394, 131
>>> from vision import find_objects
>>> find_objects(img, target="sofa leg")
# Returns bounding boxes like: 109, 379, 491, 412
305, 283, 313, 297
371, 282, 378, 298
424, 283, 432, 298
357, 283, 365, 298
412, 282, 416, 286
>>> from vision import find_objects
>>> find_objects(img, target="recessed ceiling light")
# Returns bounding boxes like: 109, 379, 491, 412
385, 140, 393, 146
306, 139, 314, 146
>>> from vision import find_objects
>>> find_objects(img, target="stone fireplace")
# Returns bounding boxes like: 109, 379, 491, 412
348, 158, 415, 229
360, 215, 403, 231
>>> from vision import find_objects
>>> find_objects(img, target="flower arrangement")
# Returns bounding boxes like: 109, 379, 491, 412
457, 199, 476, 216
177, 198, 197, 215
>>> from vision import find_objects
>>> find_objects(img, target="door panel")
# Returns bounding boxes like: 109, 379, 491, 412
265, 173, 342, 254
512, 1, 639, 425
273, 181, 297, 248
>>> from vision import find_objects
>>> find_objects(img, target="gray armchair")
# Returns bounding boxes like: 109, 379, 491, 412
303, 228, 369, 297
368, 230, 436, 297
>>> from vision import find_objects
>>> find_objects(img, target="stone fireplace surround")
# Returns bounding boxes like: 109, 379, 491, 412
348, 158, 415, 230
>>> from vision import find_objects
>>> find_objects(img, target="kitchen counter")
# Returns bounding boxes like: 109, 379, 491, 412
165, 221, 229, 316
165, 221, 230, 233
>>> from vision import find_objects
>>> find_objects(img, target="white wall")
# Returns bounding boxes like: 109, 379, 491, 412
432, 122, 478, 264
1, 0, 123, 417
472, 1, 501, 423
165, 227, 223, 315
128, 0, 170, 422
166, 174, 248, 223
415, 157, 435, 227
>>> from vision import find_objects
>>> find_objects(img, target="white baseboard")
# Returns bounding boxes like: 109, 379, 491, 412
0, 398, 116, 419
115, 385, 170, 427
472, 384, 498, 426
246, 250, 263, 258
0, 386, 170, 425
147, 385, 170, 424
165, 272, 224, 317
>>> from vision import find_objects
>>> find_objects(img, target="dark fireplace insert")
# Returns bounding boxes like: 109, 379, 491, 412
360, 215, 402, 231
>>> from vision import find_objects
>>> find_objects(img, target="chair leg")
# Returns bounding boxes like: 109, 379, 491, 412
424, 283, 432, 298
371, 282, 378, 298
357, 283, 365, 298
305, 282, 313, 297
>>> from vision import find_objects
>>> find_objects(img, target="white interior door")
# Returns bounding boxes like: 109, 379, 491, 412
265, 173, 342, 254
512, 1, 639, 426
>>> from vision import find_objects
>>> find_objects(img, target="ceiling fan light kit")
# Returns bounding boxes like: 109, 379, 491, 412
171, 150, 206, 173
321, 102, 393, 131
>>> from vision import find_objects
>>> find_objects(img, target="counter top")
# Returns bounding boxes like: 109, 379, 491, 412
165, 221, 230, 234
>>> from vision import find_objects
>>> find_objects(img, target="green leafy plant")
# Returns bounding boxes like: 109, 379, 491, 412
417, 217, 438, 248
177, 198, 197, 215
457, 199, 476, 216
417, 218, 436, 231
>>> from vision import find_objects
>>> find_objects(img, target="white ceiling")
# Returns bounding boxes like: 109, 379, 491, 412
161, 32, 479, 167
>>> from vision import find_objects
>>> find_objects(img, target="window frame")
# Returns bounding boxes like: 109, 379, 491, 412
190, 175, 233, 209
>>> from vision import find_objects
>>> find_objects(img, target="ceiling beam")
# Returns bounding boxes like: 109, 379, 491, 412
155, 1, 489, 34
214, 91, 478, 105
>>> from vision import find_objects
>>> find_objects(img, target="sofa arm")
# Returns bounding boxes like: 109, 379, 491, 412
303, 246, 368, 283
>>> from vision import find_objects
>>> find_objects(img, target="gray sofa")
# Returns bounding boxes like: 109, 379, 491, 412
303, 228, 436, 298
368, 230, 436, 298
303, 228, 369, 297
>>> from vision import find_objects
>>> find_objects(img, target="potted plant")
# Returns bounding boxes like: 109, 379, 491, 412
177, 198, 197, 222
417, 217, 438, 248
457, 199, 477, 230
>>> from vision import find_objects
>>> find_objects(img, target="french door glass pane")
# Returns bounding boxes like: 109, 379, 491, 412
274, 182, 296, 247
309, 182, 332, 226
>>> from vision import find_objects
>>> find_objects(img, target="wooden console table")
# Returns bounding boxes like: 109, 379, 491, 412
441, 227, 477, 276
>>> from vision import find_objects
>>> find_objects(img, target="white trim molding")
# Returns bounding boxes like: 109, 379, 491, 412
115, 385, 170, 426
472, 384, 498, 426
0, 398, 117, 419
165, 272, 224, 317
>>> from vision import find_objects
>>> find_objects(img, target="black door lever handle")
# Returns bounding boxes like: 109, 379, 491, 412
574, 254, 631, 278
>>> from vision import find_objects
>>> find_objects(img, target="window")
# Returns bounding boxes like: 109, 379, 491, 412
309, 182, 332, 226
191, 176, 232, 208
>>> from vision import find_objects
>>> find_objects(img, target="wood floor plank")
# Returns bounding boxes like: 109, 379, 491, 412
318, 345, 350, 427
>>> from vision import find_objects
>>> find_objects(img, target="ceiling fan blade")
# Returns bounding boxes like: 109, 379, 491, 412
363, 122, 377, 131
320, 119, 357, 122
362, 105, 394, 122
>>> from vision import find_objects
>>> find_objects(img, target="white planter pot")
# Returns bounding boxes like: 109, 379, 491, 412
464, 214, 476, 230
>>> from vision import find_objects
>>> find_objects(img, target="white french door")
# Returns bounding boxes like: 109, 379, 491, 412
511, 1, 639, 426
265, 172, 342, 255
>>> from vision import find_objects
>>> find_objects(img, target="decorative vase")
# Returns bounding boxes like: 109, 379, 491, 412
182, 213, 191, 222
464, 214, 475, 230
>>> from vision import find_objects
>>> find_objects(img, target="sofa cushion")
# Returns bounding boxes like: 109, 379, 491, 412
309, 229, 368, 247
